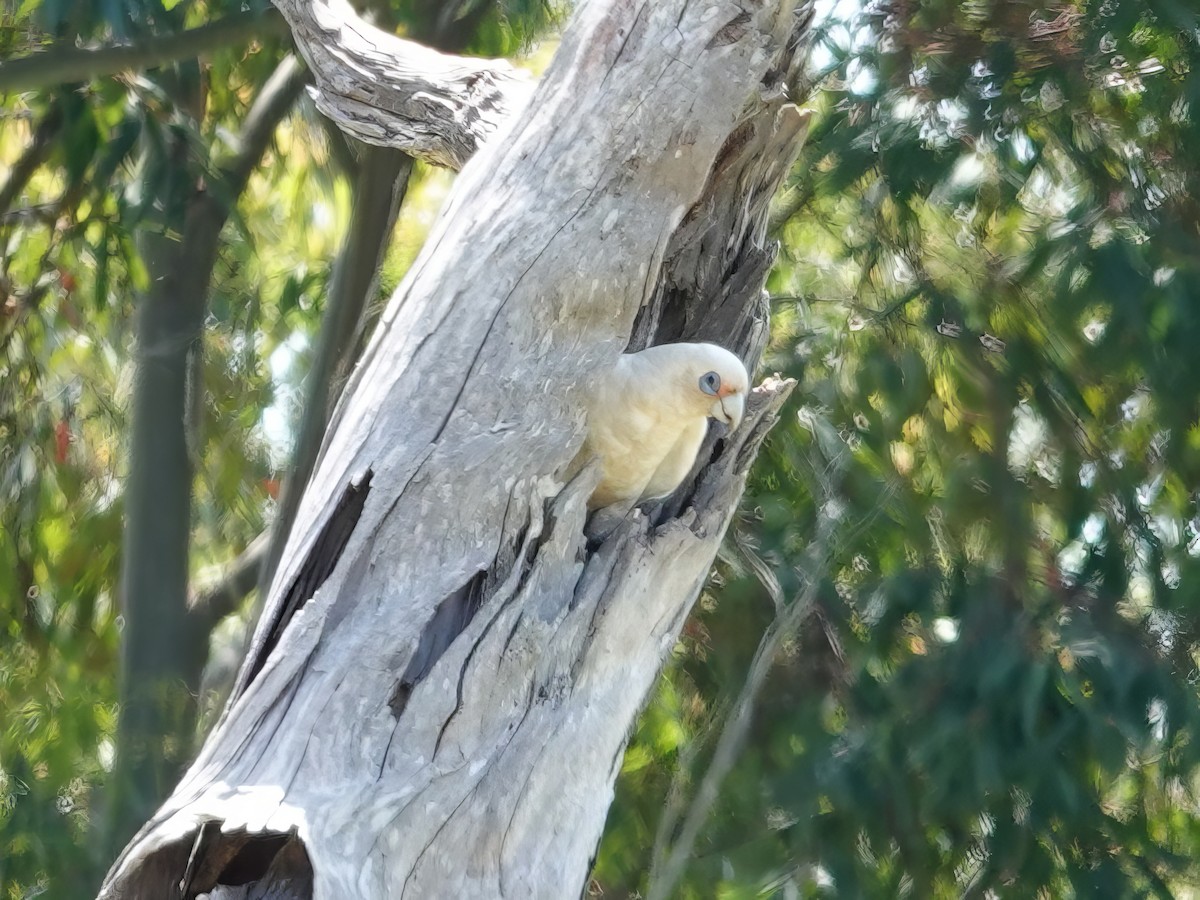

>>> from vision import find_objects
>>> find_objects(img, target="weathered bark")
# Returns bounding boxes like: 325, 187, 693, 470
271, 0, 533, 168
192, 0, 528, 634
188, 3, 529, 717
101, 1, 813, 896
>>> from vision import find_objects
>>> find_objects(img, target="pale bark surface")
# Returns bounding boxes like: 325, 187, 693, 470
101, 1, 813, 896
271, 0, 533, 168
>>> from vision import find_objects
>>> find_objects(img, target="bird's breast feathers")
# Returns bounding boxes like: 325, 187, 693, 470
578, 341, 748, 508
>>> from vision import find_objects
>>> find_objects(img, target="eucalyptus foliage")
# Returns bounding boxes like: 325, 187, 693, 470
596, 1, 1200, 897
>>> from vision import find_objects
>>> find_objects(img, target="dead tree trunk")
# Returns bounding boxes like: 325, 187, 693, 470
100, 1, 813, 896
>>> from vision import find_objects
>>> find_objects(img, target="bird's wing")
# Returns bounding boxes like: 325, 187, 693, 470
641, 416, 708, 501
577, 348, 720, 507
579, 355, 679, 507
584, 402, 667, 507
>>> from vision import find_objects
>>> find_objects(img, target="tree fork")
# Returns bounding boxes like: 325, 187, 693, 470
101, 1, 815, 896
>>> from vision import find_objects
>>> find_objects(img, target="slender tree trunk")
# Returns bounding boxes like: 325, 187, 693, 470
257, 145, 412, 604
101, 2, 813, 896
109, 58, 308, 852
112, 219, 215, 846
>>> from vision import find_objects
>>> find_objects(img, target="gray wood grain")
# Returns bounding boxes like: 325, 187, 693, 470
100, 1, 814, 896
272, 0, 532, 168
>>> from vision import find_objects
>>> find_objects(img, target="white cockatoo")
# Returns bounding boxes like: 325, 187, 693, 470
576, 342, 750, 508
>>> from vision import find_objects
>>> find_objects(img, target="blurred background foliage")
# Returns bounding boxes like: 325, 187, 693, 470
4, 0, 1200, 897
601, 0, 1200, 897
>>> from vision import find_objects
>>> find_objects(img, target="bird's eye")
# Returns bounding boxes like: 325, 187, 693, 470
699, 371, 721, 395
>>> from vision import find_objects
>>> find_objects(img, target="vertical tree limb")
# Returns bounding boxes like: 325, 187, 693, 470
647, 519, 831, 900
109, 54, 309, 852
256, 144, 412, 641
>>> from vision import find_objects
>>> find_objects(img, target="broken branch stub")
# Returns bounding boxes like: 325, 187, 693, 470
100, 1, 814, 897
272, 0, 533, 168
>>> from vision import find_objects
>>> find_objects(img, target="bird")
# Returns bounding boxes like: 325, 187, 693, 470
575, 342, 749, 509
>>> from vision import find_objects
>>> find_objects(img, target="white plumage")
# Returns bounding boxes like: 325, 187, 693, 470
576, 342, 749, 508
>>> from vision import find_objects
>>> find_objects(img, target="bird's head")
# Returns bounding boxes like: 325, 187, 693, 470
671, 342, 749, 432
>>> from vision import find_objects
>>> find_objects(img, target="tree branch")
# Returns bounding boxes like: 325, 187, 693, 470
270, 0, 533, 168
0, 10, 289, 94
647, 496, 833, 900
768, 182, 814, 234
106, 53, 309, 850
255, 143, 412, 614
189, 532, 270, 627
220, 54, 311, 199
0, 104, 62, 213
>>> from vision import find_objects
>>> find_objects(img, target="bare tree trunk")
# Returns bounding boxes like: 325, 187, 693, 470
100, 1, 813, 896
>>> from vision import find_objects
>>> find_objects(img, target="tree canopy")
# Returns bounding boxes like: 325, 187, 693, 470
4, 0, 1200, 897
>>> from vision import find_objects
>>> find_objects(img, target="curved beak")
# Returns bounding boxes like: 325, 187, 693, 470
711, 392, 744, 431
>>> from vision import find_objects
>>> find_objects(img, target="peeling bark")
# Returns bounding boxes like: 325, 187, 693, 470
100, 1, 814, 897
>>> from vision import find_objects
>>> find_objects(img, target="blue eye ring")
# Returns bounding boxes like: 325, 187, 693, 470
699, 371, 721, 396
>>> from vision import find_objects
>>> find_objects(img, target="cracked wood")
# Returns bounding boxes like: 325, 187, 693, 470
100, 1, 815, 897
